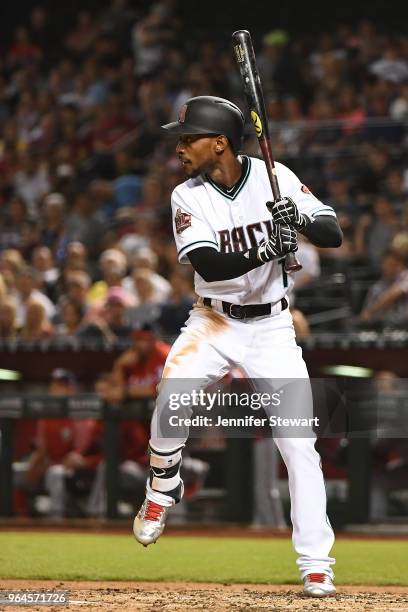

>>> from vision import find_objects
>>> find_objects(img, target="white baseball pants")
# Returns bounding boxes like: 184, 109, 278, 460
148, 301, 335, 579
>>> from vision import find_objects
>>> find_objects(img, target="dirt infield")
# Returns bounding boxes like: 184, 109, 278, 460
2, 581, 407, 612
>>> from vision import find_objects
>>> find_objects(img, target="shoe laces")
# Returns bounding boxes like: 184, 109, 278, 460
144, 500, 165, 522
306, 573, 328, 584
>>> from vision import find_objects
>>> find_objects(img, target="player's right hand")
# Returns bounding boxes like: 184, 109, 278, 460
257, 224, 298, 263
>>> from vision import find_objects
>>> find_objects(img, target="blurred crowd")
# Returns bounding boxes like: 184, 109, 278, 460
0, 1, 407, 340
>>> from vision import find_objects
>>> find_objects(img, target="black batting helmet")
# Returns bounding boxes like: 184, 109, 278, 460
161, 96, 245, 152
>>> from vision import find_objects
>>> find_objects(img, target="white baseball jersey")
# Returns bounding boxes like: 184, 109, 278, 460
171, 156, 336, 305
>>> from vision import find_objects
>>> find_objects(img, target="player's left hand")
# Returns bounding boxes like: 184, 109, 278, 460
266, 197, 309, 230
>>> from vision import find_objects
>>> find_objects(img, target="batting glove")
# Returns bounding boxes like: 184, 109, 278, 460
257, 224, 298, 263
266, 197, 310, 230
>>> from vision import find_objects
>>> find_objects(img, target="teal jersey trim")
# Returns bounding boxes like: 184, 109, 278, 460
178, 240, 218, 258
311, 208, 336, 216
205, 156, 251, 200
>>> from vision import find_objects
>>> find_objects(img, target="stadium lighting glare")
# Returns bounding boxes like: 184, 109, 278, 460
0, 368, 21, 381
321, 365, 373, 378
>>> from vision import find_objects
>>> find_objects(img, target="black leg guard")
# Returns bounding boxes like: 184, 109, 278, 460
148, 444, 184, 503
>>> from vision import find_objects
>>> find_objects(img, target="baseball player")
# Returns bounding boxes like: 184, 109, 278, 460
133, 96, 342, 597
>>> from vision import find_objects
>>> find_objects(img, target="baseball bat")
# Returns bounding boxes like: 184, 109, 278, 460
232, 29, 302, 272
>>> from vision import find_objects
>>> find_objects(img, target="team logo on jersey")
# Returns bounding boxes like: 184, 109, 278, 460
179, 104, 187, 123
175, 208, 191, 234
301, 184, 311, 194
250, 111, 263, 137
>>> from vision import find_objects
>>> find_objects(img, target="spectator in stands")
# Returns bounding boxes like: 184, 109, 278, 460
326, 176, 357, 222
63, 242, 90, 275
382, 169, 407, 215
40, 192, 66, 254
157, 268, 195, 336
138, 173, 166, 217
108, 322, 170, 400
89, 151, 143, 220
306, 95, 341, 150
127, 269, 162, 326
292, 234, 321, 292
124, 247, 171, 304
91, 92, 137, 153
87, 248, 128, 303
355, 196, 399, 267
131, 9, 168, 78
57, 270, 91, 319
115, 209, 151, 260
258, 29, 304, 97
0, 249, 25, 298
0, 299, 18, 338
23, 368, 102, 518
0, 274, 6, 301
13, 151, 50, 216
391, 232, 408, 261
28, 7, 53, 59
337, 85, 366, 138
354, 145, 391, 199
31, 246, 59, 303
390, 83, 408, 120
20, 220, 42, 262
77, 286, 132, 342
369, 44, 408, 84
7, 26, 42, 68
359, 250, 408, 326
31, 246, 59, 285
0, 196, 27, 251
14, 265, 55, 327
65, 11, 100, 58
64, 192, 106, 259
54, 298, 85, 337
19, 300, 53, 340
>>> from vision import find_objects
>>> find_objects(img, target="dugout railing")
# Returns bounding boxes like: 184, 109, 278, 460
0, 392, 380, 525
1, 334, 408, 524
0, 394, 256, 522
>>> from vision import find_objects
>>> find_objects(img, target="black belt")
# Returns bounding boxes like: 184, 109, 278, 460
202, 297, 288, 320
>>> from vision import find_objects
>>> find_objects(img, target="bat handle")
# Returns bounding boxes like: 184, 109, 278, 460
284, 252, 302, 273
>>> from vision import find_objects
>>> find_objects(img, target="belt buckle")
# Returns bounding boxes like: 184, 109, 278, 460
229, 303, 245, 319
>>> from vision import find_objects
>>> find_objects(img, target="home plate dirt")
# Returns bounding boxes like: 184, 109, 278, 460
1, 581, 407, 611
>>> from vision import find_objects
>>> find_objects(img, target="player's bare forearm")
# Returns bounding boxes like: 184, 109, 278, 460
299, 216, 343, 248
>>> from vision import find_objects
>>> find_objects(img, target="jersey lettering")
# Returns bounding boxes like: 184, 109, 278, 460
219, 229, 232, 253
231, 226, 248, 252
220, 220, 273, 252
247, 222, 263, 247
